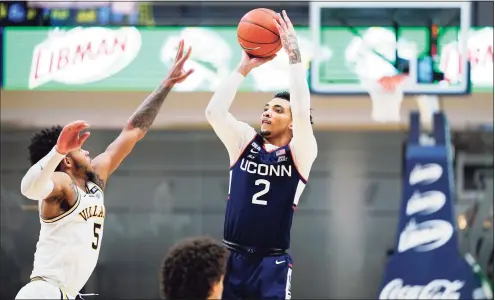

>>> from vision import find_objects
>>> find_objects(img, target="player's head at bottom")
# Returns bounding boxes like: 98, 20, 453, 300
261, 91, 314, 139
160, 236, 228, 299
28, 125, 94, 178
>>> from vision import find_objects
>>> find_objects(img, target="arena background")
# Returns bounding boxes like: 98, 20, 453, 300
0, 1, 493, 299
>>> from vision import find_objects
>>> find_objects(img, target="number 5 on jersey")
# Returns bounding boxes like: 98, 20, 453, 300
92, 223, 102, 250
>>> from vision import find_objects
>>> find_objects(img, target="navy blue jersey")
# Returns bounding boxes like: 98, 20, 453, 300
224, 134, 307, 250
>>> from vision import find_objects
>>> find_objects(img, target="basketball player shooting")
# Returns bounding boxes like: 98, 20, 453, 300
205, 11, 318, 299
15, 40, 193, 300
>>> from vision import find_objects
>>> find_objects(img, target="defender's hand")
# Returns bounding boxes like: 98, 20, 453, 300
164, 40, 194, 86
237, 50, 276, 76
56, 120, 91, 155
273, 10, 302, 65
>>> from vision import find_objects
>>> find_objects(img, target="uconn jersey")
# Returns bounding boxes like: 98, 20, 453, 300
225, 134, 307, 250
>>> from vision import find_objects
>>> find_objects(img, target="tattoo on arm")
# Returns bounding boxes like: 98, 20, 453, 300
282, 34, 302, 65
288, 48, 301, 65
129, 84, 172, 131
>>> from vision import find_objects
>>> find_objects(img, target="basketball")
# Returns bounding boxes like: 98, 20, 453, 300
237, 8, 282, 58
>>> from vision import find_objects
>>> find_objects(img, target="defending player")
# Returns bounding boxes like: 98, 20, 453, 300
205, 11, 317, 299
160, 236, 228, 299
15, 41, 193, 299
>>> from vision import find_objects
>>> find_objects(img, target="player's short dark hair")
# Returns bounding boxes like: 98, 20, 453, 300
160, 236, 228, 300
274, 91, 291, 102
274, 91, 314, 124
28, 126, 63, 170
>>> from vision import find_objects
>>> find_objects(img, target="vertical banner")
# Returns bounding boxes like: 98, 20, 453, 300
0, 26, 3, 88
378, 113, 489, 299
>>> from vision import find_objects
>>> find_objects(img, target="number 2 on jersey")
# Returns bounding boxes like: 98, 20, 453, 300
92, 223, 102, 250
252, 179, 270, 205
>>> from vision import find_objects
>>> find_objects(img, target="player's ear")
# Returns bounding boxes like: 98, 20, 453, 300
289, 122, 293, 130
209, 276, 224, 299
62, 156, 72, 169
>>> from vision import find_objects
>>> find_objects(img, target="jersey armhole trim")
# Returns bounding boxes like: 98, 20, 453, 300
288, 144, 308, 184
60, 287, 68, 299
41, 185, 81, 223
229, 133, 258, 169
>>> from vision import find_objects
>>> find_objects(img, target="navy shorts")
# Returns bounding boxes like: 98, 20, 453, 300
222, 251, 293, 299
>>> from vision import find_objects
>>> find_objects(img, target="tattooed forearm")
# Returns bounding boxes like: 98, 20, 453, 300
288, 48, 301, 65
128, 83, 172, 131
281, 34, 301, 65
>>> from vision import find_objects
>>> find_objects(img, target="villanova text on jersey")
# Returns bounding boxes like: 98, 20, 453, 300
225, 134, 307, 250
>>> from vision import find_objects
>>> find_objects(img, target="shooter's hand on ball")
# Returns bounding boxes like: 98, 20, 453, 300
237, 50, 276, 77
164, 40, 194, 87
273, 10, 302, 65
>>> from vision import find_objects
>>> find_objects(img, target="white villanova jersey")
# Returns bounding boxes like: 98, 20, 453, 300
31, 181, 106, 296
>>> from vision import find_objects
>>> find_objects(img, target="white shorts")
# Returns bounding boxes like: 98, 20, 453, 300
15, 280, 73, 299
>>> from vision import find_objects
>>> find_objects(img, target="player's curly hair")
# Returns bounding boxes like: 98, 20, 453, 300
28, 126, 63, 170
160, 236, 228, 300
274, 91, 314, 124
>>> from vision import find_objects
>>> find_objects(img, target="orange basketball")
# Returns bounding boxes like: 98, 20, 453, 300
237, 8, 282, 58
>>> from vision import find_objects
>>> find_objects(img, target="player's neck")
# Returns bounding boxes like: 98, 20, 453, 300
65, 171, 87, 191
264, 135, 291, 148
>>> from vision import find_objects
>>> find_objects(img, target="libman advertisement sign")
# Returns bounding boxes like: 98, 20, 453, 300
2, 26, 493, 92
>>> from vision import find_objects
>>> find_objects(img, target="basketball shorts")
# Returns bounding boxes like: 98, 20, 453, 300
15, 280, 73, 299
222, 251, 293, 299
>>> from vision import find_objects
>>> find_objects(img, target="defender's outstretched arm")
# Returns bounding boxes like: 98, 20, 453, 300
91, 41, 194, 185
90, 82, 173, 186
